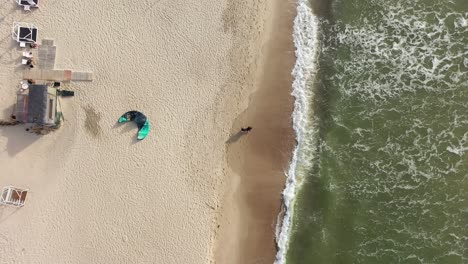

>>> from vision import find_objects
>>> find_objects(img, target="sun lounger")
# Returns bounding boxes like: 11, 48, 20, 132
0, 186, 28, 207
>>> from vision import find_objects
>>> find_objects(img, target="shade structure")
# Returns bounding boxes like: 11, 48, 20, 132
15, 85, 58, 125
12, 22, 38, 43
17, 0, 38, 6
27, 85, 49, 124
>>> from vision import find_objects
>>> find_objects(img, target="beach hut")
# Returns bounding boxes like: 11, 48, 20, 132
16, 0, 39, 10
12, 22, 38, 47
0, 186, 28, 207
14, 84, 60, 133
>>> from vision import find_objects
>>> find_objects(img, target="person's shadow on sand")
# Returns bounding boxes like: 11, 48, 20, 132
225, 131, 245, 144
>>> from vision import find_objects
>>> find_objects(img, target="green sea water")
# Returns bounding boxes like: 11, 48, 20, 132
285, 0, 468, 263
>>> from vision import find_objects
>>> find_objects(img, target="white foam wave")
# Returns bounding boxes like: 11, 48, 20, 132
447, 146, 468, 155
329, 5, 468, 102
273, 1, 319, 264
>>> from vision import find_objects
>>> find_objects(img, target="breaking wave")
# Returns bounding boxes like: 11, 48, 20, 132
274, 1, 320, 263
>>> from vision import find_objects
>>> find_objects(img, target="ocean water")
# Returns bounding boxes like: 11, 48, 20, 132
276, 0, 468, 263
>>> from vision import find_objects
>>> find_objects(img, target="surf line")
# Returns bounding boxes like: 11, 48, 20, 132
274, 1, 321, 263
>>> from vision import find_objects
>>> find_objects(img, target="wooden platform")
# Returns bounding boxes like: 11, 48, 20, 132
24, 38, 94, 82
38, 39, 56, 70
23, 69, 72, 82
71, 71, 93, 81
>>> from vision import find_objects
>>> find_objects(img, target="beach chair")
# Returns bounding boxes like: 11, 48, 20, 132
0, 186, 28, 207
23, 51, 33, 58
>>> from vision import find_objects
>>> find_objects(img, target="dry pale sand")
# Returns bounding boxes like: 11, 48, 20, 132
0, 0, 295, 263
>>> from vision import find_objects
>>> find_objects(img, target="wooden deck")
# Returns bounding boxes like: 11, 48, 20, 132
24, 38, 94, 82
23, 70, 93, 82
38, 39, 56, 70
23, 69, 72, 82
71, 71, 93, 81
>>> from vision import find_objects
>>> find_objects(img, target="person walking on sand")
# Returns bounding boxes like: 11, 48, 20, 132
240, 126, 252, 133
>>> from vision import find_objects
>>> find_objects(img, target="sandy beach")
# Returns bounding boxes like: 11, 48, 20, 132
215, 0, 296, 263
0, 0, 295, 263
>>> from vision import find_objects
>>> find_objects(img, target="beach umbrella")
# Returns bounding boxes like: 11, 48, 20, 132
118, 111, 150, 140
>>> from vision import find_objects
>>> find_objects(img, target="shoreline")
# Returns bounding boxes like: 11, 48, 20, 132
274, 1, 322, 262
215, 0, 297, 263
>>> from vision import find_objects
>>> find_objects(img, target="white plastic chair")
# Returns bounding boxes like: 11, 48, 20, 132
23, 51, 33, 58
24, 5, 30, 11
20, 80, 29, 89
22, 59, 28, 65
19, 42, 26, 48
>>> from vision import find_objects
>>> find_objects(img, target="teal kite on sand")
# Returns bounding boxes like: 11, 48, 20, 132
118, 111, 150, 140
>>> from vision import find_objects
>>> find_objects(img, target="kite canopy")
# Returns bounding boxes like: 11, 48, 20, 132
118, 111, 150, 140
